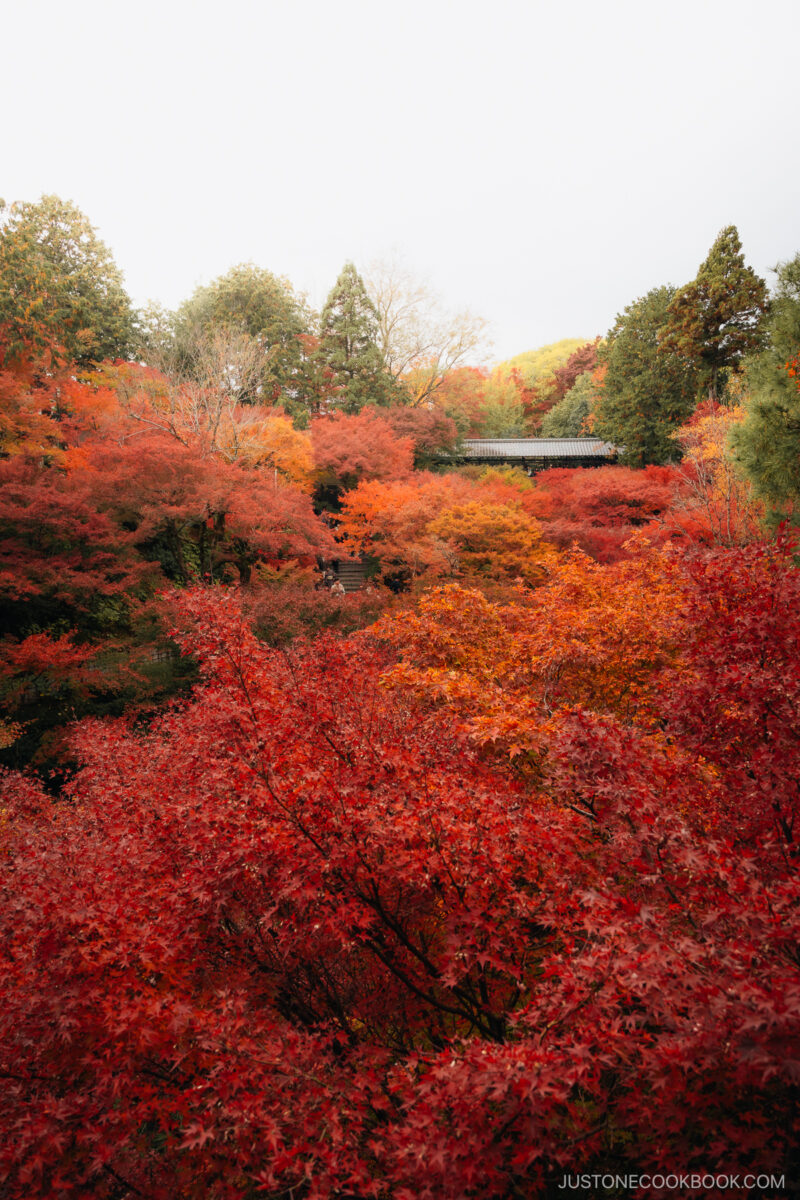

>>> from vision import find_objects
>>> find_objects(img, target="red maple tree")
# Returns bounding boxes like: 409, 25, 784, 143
1, 547, 797, 1196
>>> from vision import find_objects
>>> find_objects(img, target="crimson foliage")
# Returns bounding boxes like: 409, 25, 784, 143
1, 543, 798, 1197
0, 455, 150, 619
528, 464, 681, 561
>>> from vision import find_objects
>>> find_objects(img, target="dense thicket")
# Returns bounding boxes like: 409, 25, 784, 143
0, 196, 798, 1197
2, 546, 798, 1196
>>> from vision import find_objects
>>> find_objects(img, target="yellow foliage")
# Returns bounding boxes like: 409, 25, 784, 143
428, 501, 555, 584
672, 405, 765, 545
215, 410, 312, 484
494, 339, 587, 389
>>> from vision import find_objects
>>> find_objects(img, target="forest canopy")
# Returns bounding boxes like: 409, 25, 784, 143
0, 200, 797, 1198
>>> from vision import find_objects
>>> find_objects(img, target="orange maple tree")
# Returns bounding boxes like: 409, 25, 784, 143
375, 544, 684, 766
310, 409, 414, 503
339, 473, 555, 588
87, 360, 314, 484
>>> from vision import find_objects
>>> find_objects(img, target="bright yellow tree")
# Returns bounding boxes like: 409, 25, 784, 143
671, 403, 764, 545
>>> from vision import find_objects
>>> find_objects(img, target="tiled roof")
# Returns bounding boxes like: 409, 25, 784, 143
459, 438, 617, 459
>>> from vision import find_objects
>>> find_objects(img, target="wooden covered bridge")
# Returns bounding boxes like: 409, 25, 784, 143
446, 437, 618, 472
328, 437, 619, 591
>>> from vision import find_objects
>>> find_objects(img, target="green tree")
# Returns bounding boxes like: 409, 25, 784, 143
594, 286, 699, 466
0, 195, 136, 365
729, 254, 800, 520
540, 370, 598, 437
172, 263, 312, 406
316, 262, 402, 413
660, 226, 769, 401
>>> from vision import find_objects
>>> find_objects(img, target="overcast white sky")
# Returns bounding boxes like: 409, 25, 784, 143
4, 0, 798, 363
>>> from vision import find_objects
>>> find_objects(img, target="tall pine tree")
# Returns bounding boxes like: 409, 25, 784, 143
316, 263, 402, 413
660, 226, 769, 401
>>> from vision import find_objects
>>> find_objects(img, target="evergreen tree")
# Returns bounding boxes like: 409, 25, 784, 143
594, 286, 700, 466
0, 195, 135, 365
540, 371, 599, 437
729, 254, 800, 520
172, 263, 312, 406
660, 226, 769, 401
316, 262, 402, 413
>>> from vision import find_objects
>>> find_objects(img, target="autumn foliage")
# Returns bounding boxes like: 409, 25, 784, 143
525, 464, 681, 561
311, 408, 414, 495
0, 352, 339, 768
1, 213, 799, 1196
2, 545, 799, 1195
338, 472, 555, 587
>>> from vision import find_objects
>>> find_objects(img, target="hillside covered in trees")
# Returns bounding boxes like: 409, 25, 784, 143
1, 196, 798, 1198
